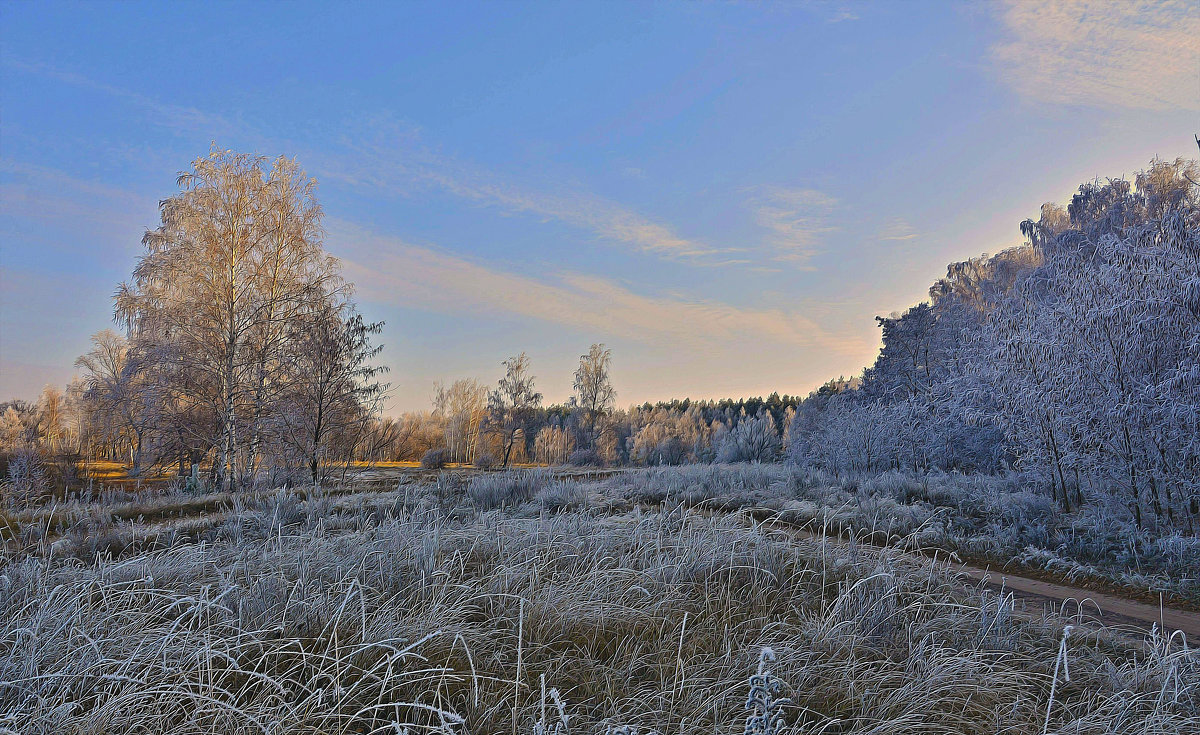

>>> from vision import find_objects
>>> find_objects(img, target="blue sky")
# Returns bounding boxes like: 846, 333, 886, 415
2, 0, 1197, 412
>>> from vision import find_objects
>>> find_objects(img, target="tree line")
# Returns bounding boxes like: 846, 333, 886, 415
0, 148, 799, 497
349, 346, 801, 469
788, 157, 1200, 531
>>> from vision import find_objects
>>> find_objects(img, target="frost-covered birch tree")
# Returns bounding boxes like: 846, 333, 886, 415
113, 148, 354, 488
488, 353, 542, 467
788, 157, 1199, 531
571, 343, 615, 450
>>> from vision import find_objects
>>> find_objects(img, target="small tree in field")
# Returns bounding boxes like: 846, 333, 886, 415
488, 353, 542, 467
716, 412, 780, 464
276, 305, 387, 485
75, 330, 161, 475
572, 343, 615, 450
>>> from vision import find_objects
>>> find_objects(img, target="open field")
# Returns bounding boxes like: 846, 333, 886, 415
9, 464, 1197, 610
2, 466, 1197, 734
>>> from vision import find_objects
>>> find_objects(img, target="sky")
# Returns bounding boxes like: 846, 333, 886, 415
1, 0, 1198, 413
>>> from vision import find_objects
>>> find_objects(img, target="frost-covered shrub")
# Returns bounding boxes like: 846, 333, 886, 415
860, 471, 927, 503
467, 469, 549, 509
58, 512, 134, 562
420, 447, 450, 469
647, 436, 687, 466
536, 480, 588, 513
993, 490, 1055, 526
266, 489, 308, 530
4, 448, 47, 505
716, 414, 780, 464
474, 453, 497, 470
567, 449, 603, 467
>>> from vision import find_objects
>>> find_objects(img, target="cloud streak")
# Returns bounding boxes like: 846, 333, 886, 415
751, 186, 839, 265
878, 217, 918, 242
992, 0, 1200, 111
323, 132, 736, 263
0, 160, 153, 226
328, 219, 867, 357
4, 58, 236, 135
11, 60, 729, 264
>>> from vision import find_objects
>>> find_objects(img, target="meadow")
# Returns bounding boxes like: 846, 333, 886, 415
2, 465, 1196, 734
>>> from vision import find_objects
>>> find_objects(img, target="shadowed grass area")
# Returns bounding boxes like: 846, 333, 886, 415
1, 481, 1196, 734
598, 465, 1200, 606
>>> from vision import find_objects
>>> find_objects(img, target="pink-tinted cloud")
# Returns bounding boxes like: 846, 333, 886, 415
992, 0, 1200, 111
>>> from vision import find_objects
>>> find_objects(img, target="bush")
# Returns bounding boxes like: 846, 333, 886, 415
567, 449, 603, 467
536, 479, 588, 513
50, 453, 83, 489
715, 414, 780, 463
420, 448, 450, 469
4, 448, 47, 505
473, 453, 497, 470
466, 469, 549, 509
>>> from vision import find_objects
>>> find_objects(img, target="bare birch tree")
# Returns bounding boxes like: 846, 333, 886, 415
275, 304, 387, 485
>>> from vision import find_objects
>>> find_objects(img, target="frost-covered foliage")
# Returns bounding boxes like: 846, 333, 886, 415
790, 158, 1200, 531
420, 447, 451, 469
978, 160, 1200, 524
715, 412, 781, 464
3, 448, 47, 505
600, 464, 1200, 602
742, 648, 789, 735
466, 468, 551, 509
627, 404, 713, 466
2, 480, 1195, 734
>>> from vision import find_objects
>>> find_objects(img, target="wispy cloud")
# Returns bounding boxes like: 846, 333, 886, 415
0, 160, 155, 230
992, 0, 1200, 111
5, 58, 236, 135
327, 219, 866, 356
878, 217, 918, 242
324, 131, 734, 263
11, 60, 728, 265
750, 186, 839, 266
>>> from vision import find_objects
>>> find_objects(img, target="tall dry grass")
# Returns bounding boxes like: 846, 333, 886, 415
1, 481, 1196, 734
601, 465, 1200, 603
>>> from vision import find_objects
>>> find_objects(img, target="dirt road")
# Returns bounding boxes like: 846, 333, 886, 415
744, 511, 1199, 639
952, 561, 1200, 638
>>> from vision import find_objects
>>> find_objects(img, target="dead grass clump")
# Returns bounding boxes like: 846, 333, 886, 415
467, 469, 551, 510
